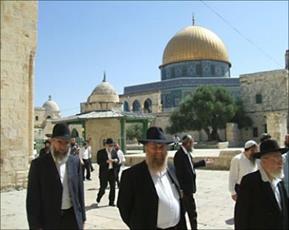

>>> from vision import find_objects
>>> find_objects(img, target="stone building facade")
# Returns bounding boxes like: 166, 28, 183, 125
240, 69, 289, 144
1, 1, 38, 190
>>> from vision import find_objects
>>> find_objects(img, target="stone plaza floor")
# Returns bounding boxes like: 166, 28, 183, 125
1, 164, 235, 229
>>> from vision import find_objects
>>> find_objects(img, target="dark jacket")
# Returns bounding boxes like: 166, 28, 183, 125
174, 146, 206, 194
26, 153, 86, 230
96, 148, 119, 177
117, 160, 187, 230
39, 148, 49, 158
235, 170, 288, 230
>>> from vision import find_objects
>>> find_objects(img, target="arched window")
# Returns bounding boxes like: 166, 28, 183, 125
144, 98, 152, 113
71, 128, 79, 138
123, 101, 130, 112
132, 100, 141, 112
35, 116, 39, 121
47, 115, 51, 119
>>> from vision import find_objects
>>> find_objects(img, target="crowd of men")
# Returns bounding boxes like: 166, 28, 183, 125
27, 123, 289, 229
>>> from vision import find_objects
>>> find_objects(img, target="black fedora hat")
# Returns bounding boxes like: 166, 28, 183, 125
138, 127, 173, 145
105, 138, 114, 145
51, 123, 71, 140
254, 139, 288, 159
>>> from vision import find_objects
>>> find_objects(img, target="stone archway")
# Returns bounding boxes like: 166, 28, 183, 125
132, 100, 141, 112
144, 98, 152, 113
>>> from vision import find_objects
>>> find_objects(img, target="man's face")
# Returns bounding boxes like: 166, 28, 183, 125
71, 138, 76, 145
145, 142, 168, 171
183, 139, 194, 152
261, 152, 283, 178
51, 138, 70, 160
45, 142, 50, 149
106, 144, 114, 152
248, 145, 258, 159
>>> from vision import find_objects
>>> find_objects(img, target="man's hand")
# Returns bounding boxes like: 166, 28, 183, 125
231, 194, 237, 201
205, 158, 214, 165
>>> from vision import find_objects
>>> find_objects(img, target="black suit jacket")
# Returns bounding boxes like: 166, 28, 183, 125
117, 160, 187, 230
26, 153, 86, 230
235, 170, 288, 230
97, 148, 119, 178
174, 147, 206, 194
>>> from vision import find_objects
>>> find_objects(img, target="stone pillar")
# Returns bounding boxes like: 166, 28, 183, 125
0, 1, 38, 190
266, 112, 287, 145
226, 123, 241, 147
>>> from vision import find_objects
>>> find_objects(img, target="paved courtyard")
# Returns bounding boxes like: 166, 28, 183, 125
1, 164, 235, 229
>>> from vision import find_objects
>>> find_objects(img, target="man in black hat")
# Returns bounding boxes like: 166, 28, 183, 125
235, 139, 288, 230
96, 138, 119, 207
26, 123, 86, 230
117, 127, 187, 230
39, 139, 50, 157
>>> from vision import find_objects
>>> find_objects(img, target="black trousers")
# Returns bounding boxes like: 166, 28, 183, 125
59, 207, 79, 230
88, 158, 94, 171
96, 169, 116, 204
82, 159, 91, 180
182, 193, 198, 230
115, 165, 121, 187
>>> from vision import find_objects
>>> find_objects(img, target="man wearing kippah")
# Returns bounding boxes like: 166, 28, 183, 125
228, 140, 258, 201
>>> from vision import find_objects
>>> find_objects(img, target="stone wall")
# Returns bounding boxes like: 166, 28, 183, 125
85, 118, 121, 162
119, 90, 161, 113
240, 69, 289, 144
1, 1, 38, 190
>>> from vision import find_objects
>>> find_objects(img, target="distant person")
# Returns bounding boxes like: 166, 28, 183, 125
283, 134, 289, 197
174, 134, 213, 229
229, 140, 258, 201
259, 133, 271, 143
114, 143, 126, 187
26, 123, 86, 229
235, 139, 288, 230
118, 127, 187, 229
173, 134, 180, 150
39, 140, 50, 157
70, 138, 80, 156
80, 142, 91, 181
96, 138, 119, 207
87, 138, 94, 172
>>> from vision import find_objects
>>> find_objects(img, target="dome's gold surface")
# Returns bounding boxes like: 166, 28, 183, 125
162, 25, 230, 66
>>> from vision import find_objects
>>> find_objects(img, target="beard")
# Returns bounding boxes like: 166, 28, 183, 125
146, 152, 168, 172
268, 169, 284, 179
52, 147, 69, 162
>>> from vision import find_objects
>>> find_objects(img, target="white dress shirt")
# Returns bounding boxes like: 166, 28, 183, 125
87, 145, 92, 159
149, 169, 180, 229
229, 152, 258, 195
81, 147, 89, 160
259, 164, 283, 210
51, 151, 72, 210
106, 148, 113, 169
117, 149, 126, 165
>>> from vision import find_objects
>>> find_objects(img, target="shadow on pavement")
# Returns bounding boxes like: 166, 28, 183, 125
85, 203, 109, 211
225, 217, 234, 225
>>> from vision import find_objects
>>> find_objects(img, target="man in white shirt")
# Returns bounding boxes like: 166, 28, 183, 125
117, 127, 187, 229
114, 143, 126, 187
80, 142, 91, 181
229, 140, 258, 201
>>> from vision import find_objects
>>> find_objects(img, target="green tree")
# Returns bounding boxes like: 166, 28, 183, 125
167, 86, 236, 141
126, 123, 143, 141
231, 99, 253, 129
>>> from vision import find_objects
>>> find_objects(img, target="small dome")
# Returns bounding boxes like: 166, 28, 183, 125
42, 96, 60, 112
87, 74, 119, 103
162, 25, 230, 67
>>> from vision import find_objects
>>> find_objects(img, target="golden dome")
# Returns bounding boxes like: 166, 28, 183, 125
162, 25, 230, 66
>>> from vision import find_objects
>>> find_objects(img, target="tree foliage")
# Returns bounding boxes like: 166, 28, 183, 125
126, 123, 143, 141
167, 86, 243, 141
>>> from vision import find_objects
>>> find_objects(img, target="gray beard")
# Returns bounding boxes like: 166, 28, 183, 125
146, 156, 168, 172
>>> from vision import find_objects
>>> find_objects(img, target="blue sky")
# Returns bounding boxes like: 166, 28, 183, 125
35, 1, 288, 116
